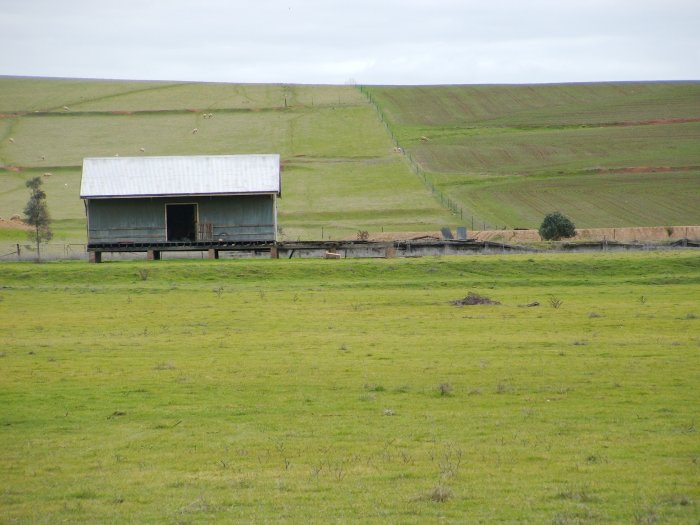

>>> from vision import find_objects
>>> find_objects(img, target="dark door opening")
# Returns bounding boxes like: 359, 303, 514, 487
166, 204, 197, 242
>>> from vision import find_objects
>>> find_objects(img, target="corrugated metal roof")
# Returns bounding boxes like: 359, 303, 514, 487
80, 154, 280, 198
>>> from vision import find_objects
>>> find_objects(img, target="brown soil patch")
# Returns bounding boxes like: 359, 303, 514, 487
474, 226, 700, 243
5, 166, 23, 172
356, 226, 700, 243
364, 232, 442, 242
0, 217, 31, 231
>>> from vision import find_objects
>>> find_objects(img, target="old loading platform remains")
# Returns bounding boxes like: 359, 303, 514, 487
80, 154, 281, 262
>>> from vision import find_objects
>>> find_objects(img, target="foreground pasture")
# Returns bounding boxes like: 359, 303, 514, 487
1, 252, 699, 523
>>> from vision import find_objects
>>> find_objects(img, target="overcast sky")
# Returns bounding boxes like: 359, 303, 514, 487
1, 0, 699, 85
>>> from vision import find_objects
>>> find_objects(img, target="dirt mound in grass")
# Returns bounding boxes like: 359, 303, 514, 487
451, 292, 500, 306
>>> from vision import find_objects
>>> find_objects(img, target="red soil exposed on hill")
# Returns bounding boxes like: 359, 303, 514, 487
0, 217, 31, 231
616, 117, 700, 126
593, 165, 699, 174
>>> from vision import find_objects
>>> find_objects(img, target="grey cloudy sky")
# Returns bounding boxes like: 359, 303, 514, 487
1, 0, 699, 85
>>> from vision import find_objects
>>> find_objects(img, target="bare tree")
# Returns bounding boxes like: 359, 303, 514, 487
23, 177, 53, 260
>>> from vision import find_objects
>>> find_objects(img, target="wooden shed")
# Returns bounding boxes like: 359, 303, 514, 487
80, 154, 281, 262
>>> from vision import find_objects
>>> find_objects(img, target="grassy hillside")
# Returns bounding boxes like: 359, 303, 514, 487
0, 77, 455, 242
1, 253, 699, 522
2, 78, 699, 245
364, 83, 700, 229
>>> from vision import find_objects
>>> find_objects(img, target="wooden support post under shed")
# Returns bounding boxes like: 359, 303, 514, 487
208, 248, 219, 259
89, 251, 102, 264
270, 245, 279, 259
147, 250, 161, 261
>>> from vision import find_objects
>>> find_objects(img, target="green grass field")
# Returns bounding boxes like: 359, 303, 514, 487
1, 252, 699, 523
364, 83, 700, 229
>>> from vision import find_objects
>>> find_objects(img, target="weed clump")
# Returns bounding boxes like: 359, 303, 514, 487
549, 296, 563, 309
451, 292, 500, 306
437, 383, 453, 396
423, 485, 453, 503
556, 485, 597, 502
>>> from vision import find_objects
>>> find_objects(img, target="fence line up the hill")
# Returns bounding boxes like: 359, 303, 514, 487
357, 86, 496, 230
358, 87, 454, 213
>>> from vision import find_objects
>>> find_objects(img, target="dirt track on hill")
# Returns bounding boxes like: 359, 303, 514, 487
365, 226, 700, 243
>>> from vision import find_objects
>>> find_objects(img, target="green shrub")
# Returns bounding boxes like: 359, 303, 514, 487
539, 212, 576, 241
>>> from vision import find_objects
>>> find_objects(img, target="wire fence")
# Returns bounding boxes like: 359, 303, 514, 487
357, 86, 498, 231
1, 242, 89, 261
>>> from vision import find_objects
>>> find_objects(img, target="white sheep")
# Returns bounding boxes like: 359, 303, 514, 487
8, 137, 14, 143
192, 128, 199, 134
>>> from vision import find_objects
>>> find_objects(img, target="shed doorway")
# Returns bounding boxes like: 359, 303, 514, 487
166, 203, 197, 242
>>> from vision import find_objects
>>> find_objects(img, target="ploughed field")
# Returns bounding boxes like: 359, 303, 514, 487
365, 82, 700, 229
1, 252, 699, 523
